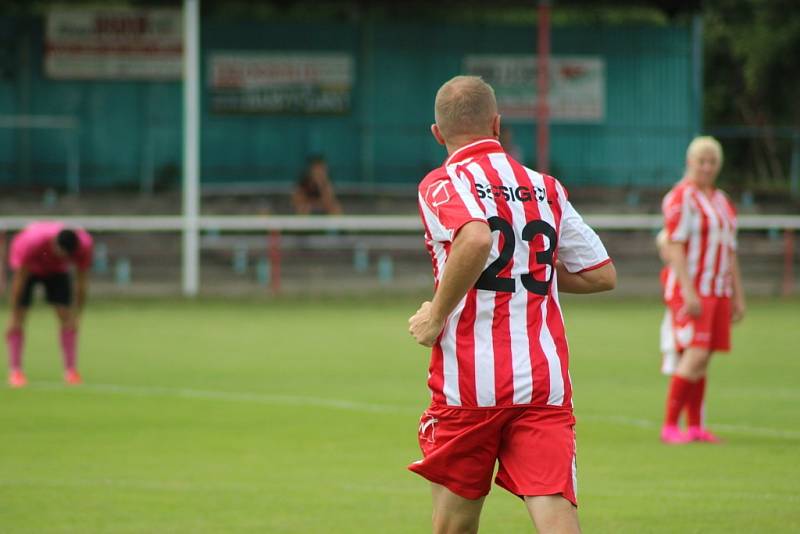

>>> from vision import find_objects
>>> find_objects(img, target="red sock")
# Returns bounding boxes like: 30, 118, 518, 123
6, 328, 23, 371
686, 376, 707, 428
60, 328, 78, 371
665, 375, 694, 426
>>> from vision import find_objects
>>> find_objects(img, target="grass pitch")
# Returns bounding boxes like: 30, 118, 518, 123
1, 296, 798, 533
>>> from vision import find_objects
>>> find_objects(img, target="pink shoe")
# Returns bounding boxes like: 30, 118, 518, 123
661, 425, 690, 444
64, 369, 82, 386
687, 426, 721, 443
8, 370, 27, 388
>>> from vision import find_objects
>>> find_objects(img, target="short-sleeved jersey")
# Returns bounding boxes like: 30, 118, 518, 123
9, 221, 93, 276
417, 139, 611, 409
661, 180, 737, 300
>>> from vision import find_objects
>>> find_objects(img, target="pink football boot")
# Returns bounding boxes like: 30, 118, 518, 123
64, 369, 82, 386
8, 369, 27, 388
660, 424, 691, 444
687, 426, 721, 443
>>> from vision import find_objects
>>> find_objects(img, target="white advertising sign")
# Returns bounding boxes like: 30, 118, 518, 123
465, 55, 605, 122
45, 8, 183, 80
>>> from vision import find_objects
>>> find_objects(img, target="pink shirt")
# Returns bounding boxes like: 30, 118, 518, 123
9, 221, 93, 276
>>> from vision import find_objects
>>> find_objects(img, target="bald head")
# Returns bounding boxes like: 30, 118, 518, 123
434, 76, 498, 141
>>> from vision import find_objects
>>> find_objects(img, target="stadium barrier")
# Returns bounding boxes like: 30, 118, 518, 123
0, 215, 797, 297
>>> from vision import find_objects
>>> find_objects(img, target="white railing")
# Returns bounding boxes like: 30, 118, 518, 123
0, 214, 798, 296
0, 214, 799, 233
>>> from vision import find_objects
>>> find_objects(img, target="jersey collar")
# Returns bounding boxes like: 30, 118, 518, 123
444, 138, 503, 166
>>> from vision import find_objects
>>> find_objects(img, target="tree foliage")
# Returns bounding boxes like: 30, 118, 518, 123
704, 0, 800, 191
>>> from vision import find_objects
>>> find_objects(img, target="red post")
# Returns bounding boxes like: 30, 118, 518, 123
782, 229, 795, 297
536, 0, 551, 173
269, 230, 281, 295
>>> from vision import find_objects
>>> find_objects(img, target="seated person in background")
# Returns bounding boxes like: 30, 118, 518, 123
292, 156, 343, 215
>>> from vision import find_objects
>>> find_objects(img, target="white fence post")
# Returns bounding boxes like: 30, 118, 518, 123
182, 0, 200, 296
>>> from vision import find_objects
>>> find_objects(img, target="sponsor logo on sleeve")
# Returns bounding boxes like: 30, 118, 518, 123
425, 180, 453, 209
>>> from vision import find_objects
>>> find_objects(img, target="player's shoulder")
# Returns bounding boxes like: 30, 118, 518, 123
76, 227, 93, 243
530, 170, 568, 203
20, 220, 47, 233
663, 179, 696, 206
714, 188, 737, 215
670, 179, 695, 195
418, 166, 456, 209
15, 221, 51, 241
541, 172, 566, 192
714, 187, 733, 202
418, 166, 450, 191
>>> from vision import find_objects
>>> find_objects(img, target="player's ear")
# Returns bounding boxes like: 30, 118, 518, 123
492, 114, 501, 139
431, 124, 446, 146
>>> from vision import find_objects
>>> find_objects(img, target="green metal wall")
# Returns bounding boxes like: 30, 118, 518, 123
0, 16, 696, 191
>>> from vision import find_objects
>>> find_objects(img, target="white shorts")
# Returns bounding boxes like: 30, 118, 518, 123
660, 309, 679, 375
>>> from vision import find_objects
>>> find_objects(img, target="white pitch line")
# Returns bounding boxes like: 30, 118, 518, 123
25, 381, 800, 440
583, 489, 800, 503
29, 381, 414, 415
580, 414, 656, 429
706, 422, 800, 440
0, 477, 259, 494
579, 414, 800, 440
2, 477, 796, 504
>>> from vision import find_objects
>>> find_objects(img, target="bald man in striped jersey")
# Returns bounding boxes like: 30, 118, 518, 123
408, 76, 616, 534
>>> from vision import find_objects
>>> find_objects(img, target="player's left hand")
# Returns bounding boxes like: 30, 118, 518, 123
408, 301, 444, 347
731, 299, 746, 323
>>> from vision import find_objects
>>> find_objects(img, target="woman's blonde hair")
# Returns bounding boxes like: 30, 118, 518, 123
686, 136, 723, 166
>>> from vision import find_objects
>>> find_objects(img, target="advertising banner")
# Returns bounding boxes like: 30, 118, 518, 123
45, 7, 183, 80
464, 55, 605, 122
209, 53, 353, 114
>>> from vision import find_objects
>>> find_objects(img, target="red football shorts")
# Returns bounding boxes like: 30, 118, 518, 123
666, 294, 731, 352
408, 405, 577, 505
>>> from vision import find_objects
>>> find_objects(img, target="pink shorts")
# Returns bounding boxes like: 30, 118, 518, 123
408, 404, 577, 505
667, 295, 731, 353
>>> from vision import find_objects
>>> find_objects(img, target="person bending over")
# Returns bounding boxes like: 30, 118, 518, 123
6, 221, 93, 387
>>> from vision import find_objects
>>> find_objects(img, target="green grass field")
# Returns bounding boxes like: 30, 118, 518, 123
1, 296, 798, 533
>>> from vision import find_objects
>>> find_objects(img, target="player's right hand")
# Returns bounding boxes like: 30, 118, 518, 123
681, 292, 702, 317
408, 301, 444, 348
731, 298, 746, 323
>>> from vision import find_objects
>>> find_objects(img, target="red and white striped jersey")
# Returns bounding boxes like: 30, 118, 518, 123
662, 179, 737, 300
417, 139, 611, 409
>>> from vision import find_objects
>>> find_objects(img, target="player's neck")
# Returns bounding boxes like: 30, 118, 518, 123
445, 135, 499, 156
685, 175, 715, 196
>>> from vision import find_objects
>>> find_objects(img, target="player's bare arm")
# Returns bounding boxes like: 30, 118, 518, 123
409, 221, 492, 347
74, 269, 89, 315
8, 267, 29, 309
656, 229, 673, 264
665, 240, 701, 316
730, 252, 746, 323
555, 260, 616, 294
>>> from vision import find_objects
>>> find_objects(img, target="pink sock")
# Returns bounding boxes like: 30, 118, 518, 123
686, 376, 707, 428
6, 328, 23, 371
60, 328, 78, 371
665, 375, 694, 427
